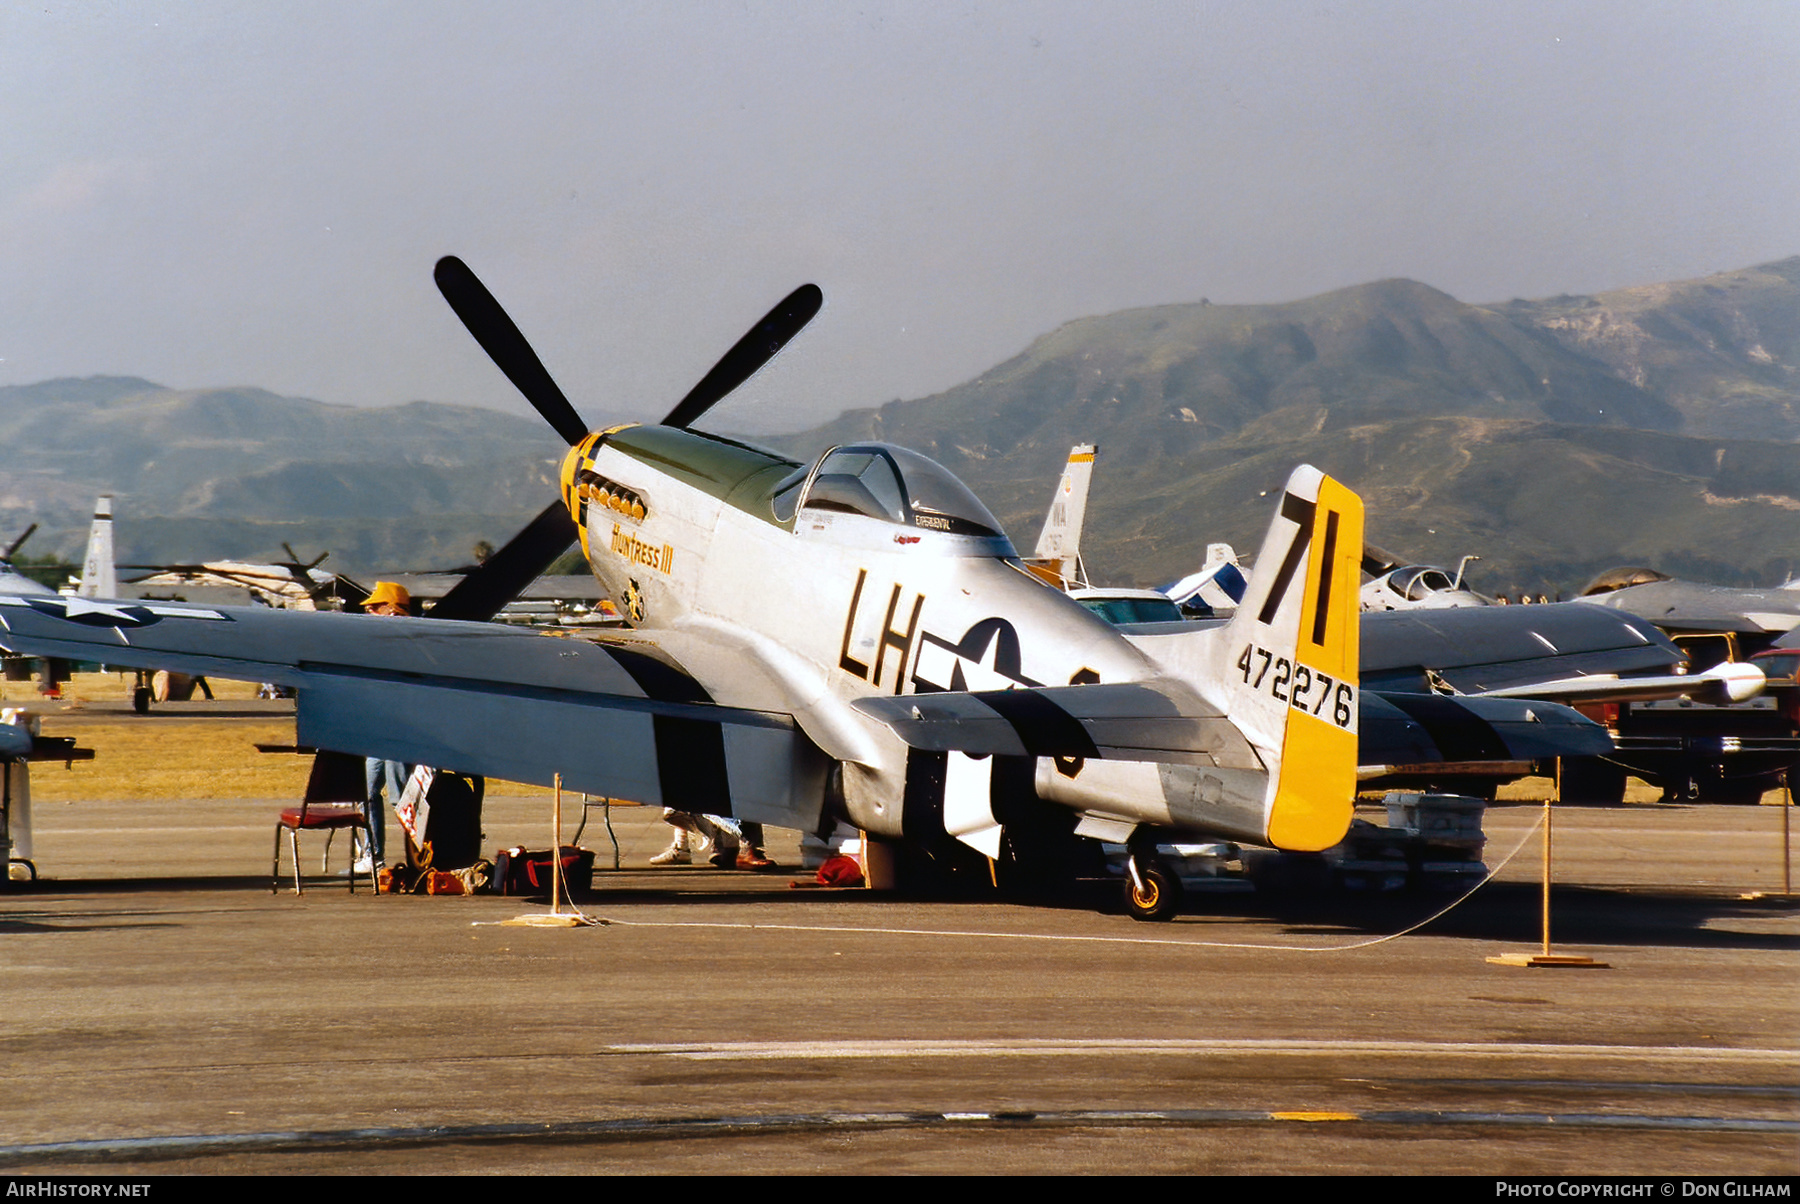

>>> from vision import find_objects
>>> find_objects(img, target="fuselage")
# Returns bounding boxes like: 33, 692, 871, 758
559, 425, 1254, 841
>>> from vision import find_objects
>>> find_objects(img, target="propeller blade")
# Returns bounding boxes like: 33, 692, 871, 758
3, 523, 38, 563
425, 500, 578, 623
661, 283, 823, 430
280, 543, 330, 571
434, 256, 591, 446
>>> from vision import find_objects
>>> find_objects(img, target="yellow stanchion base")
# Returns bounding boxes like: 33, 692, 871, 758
502, 912, 598, 928
1486, 953, 1609, 968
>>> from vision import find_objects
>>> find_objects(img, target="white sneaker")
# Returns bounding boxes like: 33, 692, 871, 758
649, 845, 690, 866
351, 855, 375, 874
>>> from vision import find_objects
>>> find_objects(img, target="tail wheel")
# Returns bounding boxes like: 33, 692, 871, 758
1124, 859, 1182, 922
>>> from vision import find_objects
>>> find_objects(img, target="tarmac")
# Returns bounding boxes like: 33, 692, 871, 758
2, 745, 1797, 1175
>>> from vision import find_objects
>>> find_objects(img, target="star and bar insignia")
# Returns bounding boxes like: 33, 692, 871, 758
0, 596, 229, 628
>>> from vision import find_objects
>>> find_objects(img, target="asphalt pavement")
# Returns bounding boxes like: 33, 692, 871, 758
2, 790, 1796, 1175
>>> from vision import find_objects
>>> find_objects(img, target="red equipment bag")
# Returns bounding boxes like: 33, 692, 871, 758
494, 846, 595, 895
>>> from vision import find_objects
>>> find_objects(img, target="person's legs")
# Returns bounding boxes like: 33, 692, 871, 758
362, 758, 394, 865
693, 815, 739, 866
737, 822, 773, 869
650, 808, 693, 865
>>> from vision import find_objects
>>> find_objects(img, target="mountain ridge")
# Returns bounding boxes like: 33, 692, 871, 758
3, 255, 1796, 590
762, 256, 1800, 594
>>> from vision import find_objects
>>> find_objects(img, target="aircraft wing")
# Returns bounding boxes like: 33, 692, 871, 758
1585, 582, 1800, 636
1474, 660, 1765, 706
0, 595, 827, 829
1362, 603, 1682, 694
852, 680, 1262, 769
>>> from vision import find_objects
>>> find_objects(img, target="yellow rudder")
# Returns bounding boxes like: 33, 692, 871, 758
1266, 474, 1363, 850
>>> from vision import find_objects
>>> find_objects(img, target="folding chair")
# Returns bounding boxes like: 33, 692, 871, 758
272, 750, 378, 895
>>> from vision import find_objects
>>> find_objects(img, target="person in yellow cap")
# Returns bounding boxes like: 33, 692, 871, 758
363, 580, 411, 616
358, 582, 414, 870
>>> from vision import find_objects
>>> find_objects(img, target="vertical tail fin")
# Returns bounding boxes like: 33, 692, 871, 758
1163, 542, 1247, 615
77, 495, 116, 601
1028, 444, 1097, 588
1216, 466, 1363, 851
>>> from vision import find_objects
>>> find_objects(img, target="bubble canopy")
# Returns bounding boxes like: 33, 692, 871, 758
1393, 566, 1455, 600
777, 443, 1010, 541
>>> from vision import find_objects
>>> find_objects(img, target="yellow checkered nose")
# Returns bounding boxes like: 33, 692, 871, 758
559, 440, 587, 523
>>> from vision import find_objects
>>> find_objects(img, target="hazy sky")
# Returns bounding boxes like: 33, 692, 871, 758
4, 2, 1796, 433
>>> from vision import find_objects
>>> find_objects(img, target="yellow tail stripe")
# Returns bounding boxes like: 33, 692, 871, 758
1267, 475, 1363, 851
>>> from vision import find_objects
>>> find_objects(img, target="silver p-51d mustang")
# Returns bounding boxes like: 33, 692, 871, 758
0, 259, 1366, 919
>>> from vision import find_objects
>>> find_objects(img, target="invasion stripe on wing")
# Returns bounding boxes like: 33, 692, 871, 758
1376, 692, 1512, 762
653, 713, 732, 814
971, 688, 1102, 759
602, 645, 714, 705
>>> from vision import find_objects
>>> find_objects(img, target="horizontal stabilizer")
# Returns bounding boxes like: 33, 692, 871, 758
853, 681, 1261, 769
1360, 691, 1612, 767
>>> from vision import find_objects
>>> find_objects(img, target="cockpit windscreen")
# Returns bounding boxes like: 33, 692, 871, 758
782, 443, 1007, 538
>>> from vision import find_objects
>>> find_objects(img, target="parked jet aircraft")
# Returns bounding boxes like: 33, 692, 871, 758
0, 258, 1379, 919
1359, 543, 1490, 612
1568, 566, 1800, 803
1579, 566, 1800, 640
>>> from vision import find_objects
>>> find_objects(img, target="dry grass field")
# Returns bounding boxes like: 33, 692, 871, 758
29, 719, 312, 801
8, 675, 1782, 807
1, 669, 265, 707
10, 673, 555, 802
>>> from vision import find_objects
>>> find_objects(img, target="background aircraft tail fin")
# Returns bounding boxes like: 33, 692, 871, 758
1215, 466, 1363, 850
77, 495, 116, 601
1162, 542, 1247, 615
1026, 444, 1096, 588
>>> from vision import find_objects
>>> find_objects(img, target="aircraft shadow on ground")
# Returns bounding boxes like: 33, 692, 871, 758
7, 874, 1794, 953
1248, 881, 1800, 952
0, 910, 184, 935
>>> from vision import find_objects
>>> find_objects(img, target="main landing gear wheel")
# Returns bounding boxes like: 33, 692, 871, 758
1123, 857, 1182, 922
